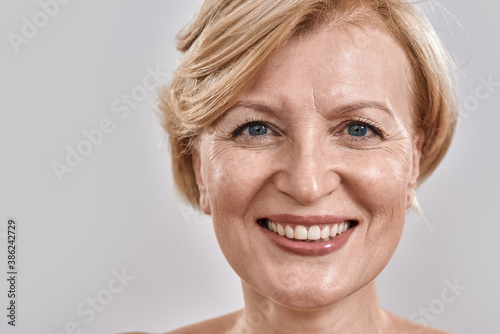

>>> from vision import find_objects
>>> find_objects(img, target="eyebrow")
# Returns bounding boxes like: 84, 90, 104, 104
332, 100, 395, 119
227, 101, 281, 117
229, 100, 395, 119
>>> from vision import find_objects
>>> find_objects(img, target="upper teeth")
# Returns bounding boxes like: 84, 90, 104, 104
265, 220, 351, 241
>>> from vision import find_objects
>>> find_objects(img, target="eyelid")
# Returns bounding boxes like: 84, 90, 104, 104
230, 116, 384, 140
231, 118, 277, 138
337, 117, 384, 138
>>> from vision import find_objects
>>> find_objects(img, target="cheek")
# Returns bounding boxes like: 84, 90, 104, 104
202, 147, 277, 273
346, 144, 412, 210
203, 146, 274, 236
332, 147, 413, 277
346, 145, 412, 253
206, 149, 270, 209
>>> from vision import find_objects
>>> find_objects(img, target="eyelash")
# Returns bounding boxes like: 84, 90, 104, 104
231, 117, 276, 138
341, 117, 384, 138
230, 117, 384, 139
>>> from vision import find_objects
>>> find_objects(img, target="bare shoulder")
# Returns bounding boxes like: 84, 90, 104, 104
165, 310, 241, 334
119, 310, 242, 334
385, 311, 452, 334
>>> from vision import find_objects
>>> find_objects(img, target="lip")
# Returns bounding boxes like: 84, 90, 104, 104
257, 215, 356, 256
264, 214, 351, 226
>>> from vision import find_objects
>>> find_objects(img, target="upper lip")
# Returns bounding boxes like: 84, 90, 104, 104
260, 214, 353, 226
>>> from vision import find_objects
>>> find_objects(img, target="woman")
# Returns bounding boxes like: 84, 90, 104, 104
141, 0, 457, 332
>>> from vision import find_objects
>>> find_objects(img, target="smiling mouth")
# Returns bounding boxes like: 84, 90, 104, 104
258, 218, 357, 242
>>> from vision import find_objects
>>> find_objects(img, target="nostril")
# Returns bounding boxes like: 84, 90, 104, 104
273, 167, 341, 205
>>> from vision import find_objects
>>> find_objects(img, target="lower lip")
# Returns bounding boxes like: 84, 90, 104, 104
259, 223, 355, 256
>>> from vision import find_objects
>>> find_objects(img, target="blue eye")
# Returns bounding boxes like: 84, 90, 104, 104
231, 120, 274, 138
347, 124, 368, 136
247, 124, 268, 136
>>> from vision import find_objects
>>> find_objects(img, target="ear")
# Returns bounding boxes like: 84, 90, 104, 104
406, 134, 423, 209
192, 149, 211, 215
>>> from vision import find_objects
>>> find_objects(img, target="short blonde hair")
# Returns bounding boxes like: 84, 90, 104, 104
158, 0, 458, 208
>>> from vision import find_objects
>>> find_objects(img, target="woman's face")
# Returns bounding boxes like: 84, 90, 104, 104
194, 23, 421, 309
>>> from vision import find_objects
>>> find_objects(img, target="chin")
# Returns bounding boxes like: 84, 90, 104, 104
270, 289, 352, 310
244, 261, 368, 310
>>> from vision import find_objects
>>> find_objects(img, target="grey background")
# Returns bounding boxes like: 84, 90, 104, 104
0, 1, 498, 333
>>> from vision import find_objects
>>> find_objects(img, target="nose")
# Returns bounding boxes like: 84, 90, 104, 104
273, 138, 340, 205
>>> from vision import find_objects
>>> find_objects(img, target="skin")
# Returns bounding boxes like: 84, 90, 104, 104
123, 22, 450, 334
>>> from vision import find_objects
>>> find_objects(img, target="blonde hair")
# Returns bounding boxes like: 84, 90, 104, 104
158, 0, 458, 208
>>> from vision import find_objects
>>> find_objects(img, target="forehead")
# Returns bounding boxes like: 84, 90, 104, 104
240, 22, 412, 119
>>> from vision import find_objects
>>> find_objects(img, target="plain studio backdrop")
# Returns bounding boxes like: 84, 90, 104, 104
0, 1, 498, 333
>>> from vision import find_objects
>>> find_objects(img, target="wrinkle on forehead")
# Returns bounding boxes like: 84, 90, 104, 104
272, 21, 412, 110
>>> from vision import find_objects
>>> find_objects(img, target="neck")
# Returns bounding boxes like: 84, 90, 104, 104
235, 280, 390, 334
